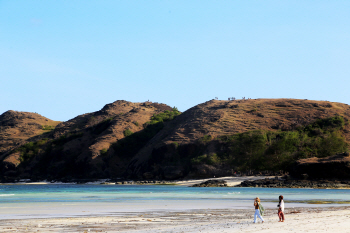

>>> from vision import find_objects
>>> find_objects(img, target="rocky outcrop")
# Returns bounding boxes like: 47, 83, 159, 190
236, 178, 350, 189
191, 179, 228, 187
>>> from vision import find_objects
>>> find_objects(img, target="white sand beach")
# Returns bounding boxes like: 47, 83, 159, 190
0, 206, 349, 232
175, 175, 276, 186
10, 175, 274, 186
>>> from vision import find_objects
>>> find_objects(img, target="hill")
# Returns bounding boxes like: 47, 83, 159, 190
1, 98, 350, 182
0, 110, 60, 169
126, 98, 350, 179
0, 101, 176, 181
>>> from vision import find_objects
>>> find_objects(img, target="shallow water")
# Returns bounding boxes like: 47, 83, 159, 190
0, 184, 350, 219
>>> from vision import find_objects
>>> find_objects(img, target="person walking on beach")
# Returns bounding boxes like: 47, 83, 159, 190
277, 195, 285, 222
254, 197, 264, 223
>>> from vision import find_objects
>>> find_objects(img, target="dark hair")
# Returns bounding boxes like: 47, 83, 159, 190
279, 195, 283, 202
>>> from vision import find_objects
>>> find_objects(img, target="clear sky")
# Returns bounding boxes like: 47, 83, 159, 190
1, 1, 350, 121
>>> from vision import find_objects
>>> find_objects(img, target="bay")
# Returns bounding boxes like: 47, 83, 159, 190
0, 184, 350, 219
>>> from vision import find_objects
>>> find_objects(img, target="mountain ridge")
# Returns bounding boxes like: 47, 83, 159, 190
1, 98, 350, 181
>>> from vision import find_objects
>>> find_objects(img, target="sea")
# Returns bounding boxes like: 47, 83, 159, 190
1, 184, 350, 219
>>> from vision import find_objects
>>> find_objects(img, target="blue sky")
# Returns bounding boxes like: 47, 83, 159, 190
1, 1, 350, 121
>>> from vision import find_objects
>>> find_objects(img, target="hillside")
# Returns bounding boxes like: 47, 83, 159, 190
0, 101, 175, 181
1, 98, 350, 182
0, 111, 60, 167
126, 99, 350, 179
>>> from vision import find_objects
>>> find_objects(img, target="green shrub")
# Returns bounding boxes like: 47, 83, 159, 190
191, 154, 208, 164
100, 148, 108, 156
123, 129, 133, 137
200, 135, 212, 143
42, 125, 55, 131
53, 132, 83, 146
112, 108, 180, 159
133, 121, 139, 127
17, 138, 49, 163
113, 122, 163, 158
304, 116, 345, 135
191, 153, 220, 165
207, 153, 220, 165
214, 116, 349, 172
37, 138, 49, 146
145, 107, 181, 126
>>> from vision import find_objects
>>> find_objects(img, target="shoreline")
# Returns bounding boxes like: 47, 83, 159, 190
0, 206, 349, 232
236, 177, 350, 189
3, 176, 350, 190
0, 176, 276, 186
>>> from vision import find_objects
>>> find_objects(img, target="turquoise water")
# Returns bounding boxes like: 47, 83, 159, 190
1, 184, 350, 203
0, 184, 350, 219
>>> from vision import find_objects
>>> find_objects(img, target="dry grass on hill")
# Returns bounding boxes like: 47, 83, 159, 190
163, 98, 350, 144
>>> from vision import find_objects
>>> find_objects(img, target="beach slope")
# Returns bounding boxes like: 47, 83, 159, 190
0, 207, 349, 232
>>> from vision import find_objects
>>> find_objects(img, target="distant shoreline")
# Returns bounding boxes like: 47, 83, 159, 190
0, 176, 274, 186
2, 176, 350, 189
